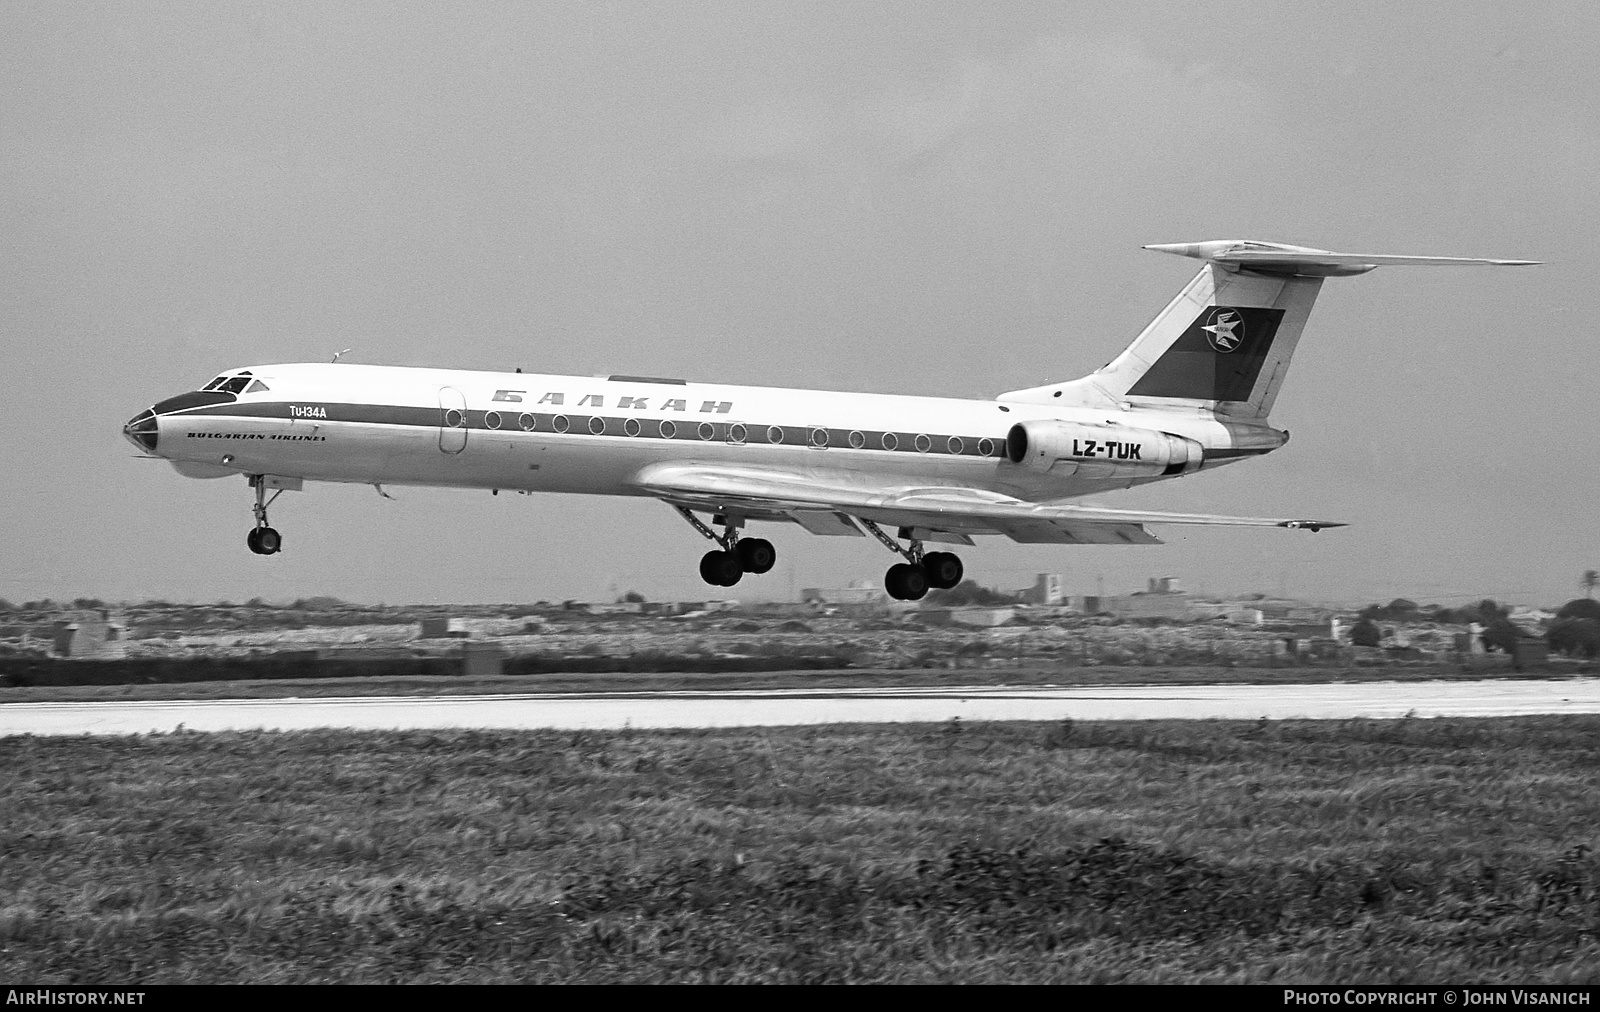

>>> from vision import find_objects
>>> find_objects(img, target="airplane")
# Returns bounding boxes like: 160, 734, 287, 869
123, 239, 1535, 600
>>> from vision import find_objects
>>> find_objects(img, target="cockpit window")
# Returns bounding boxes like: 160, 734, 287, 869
244, 379, 269, 393
201, 370, 255, 393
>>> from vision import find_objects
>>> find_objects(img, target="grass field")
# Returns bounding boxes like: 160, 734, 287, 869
2, 717, 1598, 983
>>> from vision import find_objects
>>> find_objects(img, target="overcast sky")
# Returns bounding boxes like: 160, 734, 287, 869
3, 1, 1595, 607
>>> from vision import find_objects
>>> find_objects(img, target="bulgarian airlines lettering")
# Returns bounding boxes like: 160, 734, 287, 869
1072, 439, 1143, 460
188, 432, 326, 441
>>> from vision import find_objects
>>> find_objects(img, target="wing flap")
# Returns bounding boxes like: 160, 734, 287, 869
634, 463, 1344, 539
790, 510, 866, 537
996, 520, 1162, 545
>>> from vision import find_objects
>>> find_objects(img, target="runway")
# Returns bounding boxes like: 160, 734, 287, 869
2, 678, 1597, 736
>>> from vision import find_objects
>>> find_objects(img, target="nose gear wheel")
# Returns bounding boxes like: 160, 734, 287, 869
246, 476, 285, 556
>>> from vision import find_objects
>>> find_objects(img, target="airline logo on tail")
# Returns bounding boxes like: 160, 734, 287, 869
1126, 305, 1285, 402
1201, 308, 1243, 352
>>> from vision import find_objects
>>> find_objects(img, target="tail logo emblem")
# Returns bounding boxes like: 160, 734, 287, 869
1201, 308, 1243, 353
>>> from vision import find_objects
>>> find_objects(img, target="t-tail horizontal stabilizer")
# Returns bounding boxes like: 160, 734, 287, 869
1144, 240, 1539, 277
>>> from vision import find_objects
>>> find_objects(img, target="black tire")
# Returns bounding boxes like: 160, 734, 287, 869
923, 551, 964, 590
736, 538, 776, 574
699, 550, 743, 587
900, 563, 928, 600
886, 562, 928, 601
256, 527, 282, 555
885, 564, 905, 600
246, 528, 263, 555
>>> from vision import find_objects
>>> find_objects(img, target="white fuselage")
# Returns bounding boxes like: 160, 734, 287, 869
140, 363, 1280, 502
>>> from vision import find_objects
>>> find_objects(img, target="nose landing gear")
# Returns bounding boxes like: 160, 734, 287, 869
246, 475, 284, 556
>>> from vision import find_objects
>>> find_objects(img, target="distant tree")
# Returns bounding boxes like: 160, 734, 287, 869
1360, 599, 1425, 622
1480, 617, 1521, 655
1350, 618, 1382, 647
289, 596, 348, 612
71, 597, 105, 609
620, 591, 646, 604
245, 597, 267, 608
1475, 599, 1510, 624
1548, 618, 1600, 659
1583, 570, 1599, 599
0, 599, 11, 612
1557, 598, 1600, 622
926, 580, 1022, 607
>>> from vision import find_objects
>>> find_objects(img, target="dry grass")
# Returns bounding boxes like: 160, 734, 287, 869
2, 717, 1598, 983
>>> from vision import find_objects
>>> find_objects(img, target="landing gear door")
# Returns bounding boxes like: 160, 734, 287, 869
439, 386, 468, 454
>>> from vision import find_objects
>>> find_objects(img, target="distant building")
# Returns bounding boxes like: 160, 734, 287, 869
801, 579, 889, 607
588, 602, 644, 615
1104, 577, 1192, 620
1021, 574, 1064, 606
1072, 595, 1105, 615
1508, 607, 1553, 635
49, 610, 127, 658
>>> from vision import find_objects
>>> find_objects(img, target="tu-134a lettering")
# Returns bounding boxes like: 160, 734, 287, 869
124, 240, 1535, 600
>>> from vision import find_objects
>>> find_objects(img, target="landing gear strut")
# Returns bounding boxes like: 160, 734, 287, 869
859, 520, 964, 601
674, 507, 776, 588
246, 475, 283, 556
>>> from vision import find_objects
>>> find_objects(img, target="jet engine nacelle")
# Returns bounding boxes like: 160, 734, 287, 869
1005, 419, 1204, 478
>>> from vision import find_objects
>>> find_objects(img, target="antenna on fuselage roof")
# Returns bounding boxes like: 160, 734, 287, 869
331, 348, 353, 363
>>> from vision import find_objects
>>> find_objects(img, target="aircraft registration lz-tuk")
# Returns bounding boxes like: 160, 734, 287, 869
124, 240, 1535, 600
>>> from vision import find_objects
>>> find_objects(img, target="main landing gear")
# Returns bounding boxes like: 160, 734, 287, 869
859, 519, 964, 601
246, 475, 284, 556
675, 507, 776, 588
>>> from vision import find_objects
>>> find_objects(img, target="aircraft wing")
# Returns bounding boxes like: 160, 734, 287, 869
632, 463, 1344, 546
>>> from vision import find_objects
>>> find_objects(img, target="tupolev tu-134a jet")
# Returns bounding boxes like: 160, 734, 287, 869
124, 240, 1535, 601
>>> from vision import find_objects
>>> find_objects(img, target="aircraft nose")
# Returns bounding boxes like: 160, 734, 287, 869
123, 409, 159, 453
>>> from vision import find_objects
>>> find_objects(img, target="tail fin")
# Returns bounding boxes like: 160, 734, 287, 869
1003, 240, 1537, 420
